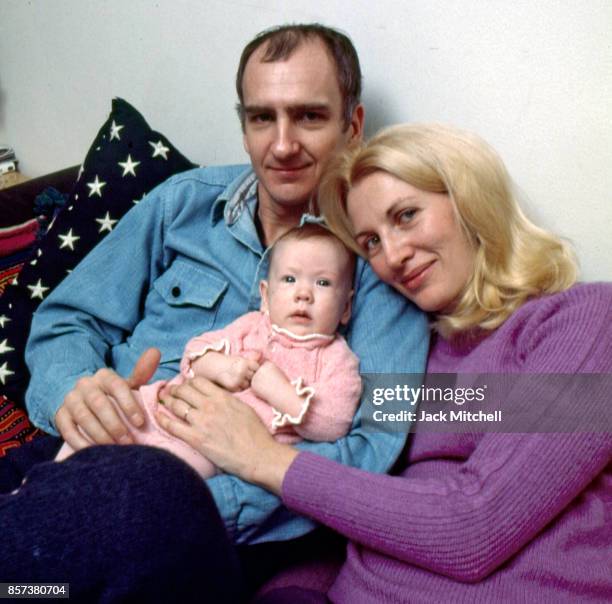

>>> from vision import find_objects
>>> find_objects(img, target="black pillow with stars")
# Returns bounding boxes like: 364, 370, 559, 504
0, 97, 195, 408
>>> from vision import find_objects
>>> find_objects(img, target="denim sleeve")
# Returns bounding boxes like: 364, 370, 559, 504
24, 185, 170, 433
207, 259, 430, 544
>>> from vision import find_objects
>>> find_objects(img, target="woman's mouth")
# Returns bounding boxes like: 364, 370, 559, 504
400, 261, 434, 290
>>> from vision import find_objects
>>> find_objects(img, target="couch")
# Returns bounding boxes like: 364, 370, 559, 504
0, 98, 196, 454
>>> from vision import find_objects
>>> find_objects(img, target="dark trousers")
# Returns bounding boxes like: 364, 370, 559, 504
0, 436, 244, 603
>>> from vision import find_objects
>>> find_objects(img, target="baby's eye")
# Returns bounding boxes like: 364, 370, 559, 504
316, 279, 331, 287
281, 275, 296, 283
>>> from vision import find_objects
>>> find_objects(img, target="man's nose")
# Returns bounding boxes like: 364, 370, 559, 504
272, 119, 299, 159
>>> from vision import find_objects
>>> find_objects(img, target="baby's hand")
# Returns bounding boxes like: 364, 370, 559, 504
217, 355, 260, 392
251, 360, 287, 397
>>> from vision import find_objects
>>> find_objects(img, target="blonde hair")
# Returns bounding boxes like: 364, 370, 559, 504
319, 123, 578, 336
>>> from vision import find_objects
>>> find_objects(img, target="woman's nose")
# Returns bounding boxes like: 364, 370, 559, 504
383, 233, 414, 271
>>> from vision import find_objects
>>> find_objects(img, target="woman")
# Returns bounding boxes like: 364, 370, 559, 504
159, 124, 612, 602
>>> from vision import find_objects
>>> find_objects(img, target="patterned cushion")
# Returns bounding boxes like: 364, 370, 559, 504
0, 97, 195, 408
0, 395, 43, 457
0, 218, 39, 258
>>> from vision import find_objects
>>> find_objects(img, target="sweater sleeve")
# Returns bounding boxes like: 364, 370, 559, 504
281, 284, 612, 582
287, 339, 362, 442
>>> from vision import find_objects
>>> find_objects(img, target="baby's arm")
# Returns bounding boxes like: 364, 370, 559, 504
191, 352, 259, 392
256, 340, 361, 441
250, 361, 308, 420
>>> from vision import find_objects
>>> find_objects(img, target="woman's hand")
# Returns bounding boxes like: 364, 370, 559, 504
155, 376, 298, 494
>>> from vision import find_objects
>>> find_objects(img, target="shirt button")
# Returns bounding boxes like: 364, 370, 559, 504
171, 286, 181, 298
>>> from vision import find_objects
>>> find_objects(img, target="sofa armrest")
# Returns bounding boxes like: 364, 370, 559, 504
0, 166, 79, 228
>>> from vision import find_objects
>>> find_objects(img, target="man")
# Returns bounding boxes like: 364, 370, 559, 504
10, 23, 427, 595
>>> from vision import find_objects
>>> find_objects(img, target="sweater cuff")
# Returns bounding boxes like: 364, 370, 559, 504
185, 339, 229, 378
271, 376, 315, 429
281, 451, 341, 517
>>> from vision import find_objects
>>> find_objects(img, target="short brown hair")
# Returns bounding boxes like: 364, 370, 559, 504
236, 23, 362, 131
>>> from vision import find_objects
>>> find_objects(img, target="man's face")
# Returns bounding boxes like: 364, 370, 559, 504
241, 39, 363, 216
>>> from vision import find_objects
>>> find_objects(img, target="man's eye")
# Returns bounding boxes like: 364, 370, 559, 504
281, 275, 296, 283
300, 111, 325, 123
250, 113, 273, 123
316, 279, 331, 287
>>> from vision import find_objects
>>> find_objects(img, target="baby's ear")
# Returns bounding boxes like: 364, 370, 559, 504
259, 280, 270, 314
340, 289, 354, 326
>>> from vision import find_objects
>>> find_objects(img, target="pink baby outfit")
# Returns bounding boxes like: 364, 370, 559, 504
57, 312, 361, 477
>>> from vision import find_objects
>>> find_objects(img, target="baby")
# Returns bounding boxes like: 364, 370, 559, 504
57, 223, 362, 477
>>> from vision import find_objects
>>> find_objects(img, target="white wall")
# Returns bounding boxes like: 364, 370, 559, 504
1, 0, 610, 281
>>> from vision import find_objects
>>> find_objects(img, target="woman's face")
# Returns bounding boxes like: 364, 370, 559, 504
346, 171, 475, 314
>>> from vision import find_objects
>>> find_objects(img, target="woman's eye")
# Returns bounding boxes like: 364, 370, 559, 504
281, 275, 296, 283
364, 235, 380, 251
316, 279, 331, 287
399, 209, 417, 223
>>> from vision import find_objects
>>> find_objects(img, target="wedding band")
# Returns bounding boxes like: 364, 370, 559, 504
183, 407, 191, 422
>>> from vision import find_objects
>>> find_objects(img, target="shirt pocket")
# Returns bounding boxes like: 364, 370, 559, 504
150, 258, 229, 364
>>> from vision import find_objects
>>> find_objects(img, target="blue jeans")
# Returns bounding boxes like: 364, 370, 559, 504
0, 437, 243, 603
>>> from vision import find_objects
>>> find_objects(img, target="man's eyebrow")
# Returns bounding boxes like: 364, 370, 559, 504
243, 103, 331, 115
243, 105, 273, 115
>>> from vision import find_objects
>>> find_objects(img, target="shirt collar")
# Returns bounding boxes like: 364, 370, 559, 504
211, 168, 258, 226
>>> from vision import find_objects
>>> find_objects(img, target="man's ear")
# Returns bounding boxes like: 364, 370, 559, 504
259, 280, 270, 314
340, 289, 354, 326
347, 104, 365, 144
243, 131, 251, 156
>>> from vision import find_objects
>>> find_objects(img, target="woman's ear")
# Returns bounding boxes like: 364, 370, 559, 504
259, 280, 270, 314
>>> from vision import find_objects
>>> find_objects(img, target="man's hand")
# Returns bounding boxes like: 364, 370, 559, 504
55, 348, 161, 450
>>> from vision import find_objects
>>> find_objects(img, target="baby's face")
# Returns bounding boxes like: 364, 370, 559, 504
260, 237, 353, 336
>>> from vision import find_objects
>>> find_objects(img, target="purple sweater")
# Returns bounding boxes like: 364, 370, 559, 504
281, 283, 612, 603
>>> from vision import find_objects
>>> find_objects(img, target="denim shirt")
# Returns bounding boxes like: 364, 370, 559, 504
25, 165, 430, 544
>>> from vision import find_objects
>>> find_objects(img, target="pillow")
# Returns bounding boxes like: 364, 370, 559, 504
0, 218, 39, 258
0, 394, 42, 457
0, 97, 195, 408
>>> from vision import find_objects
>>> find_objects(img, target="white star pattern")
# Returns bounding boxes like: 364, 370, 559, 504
96, 212, 118, 233
118, 155, 140, 177
87, 175, 107, 197
77, 165, 85, 180
58, 228, 80, 250
0, 339, 14, 354
27, 279, 50, 300
0, 362, 15, 385
0, 315, 11, 328
149, 140, 170, 160
110, 120, 124, 141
